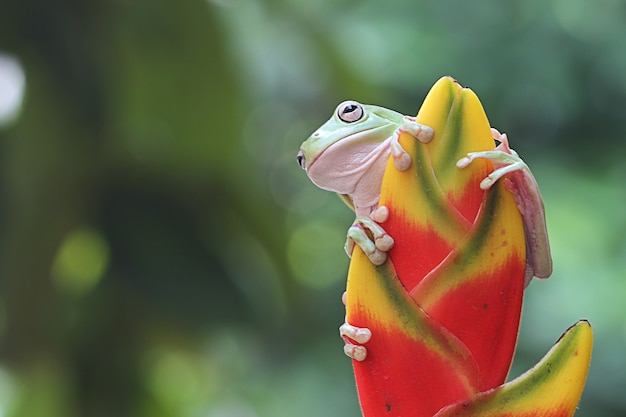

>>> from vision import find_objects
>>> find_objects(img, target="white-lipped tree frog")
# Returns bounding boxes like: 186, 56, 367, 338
297, 101, 434, 265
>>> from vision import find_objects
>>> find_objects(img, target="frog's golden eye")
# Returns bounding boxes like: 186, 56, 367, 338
337, 101, 364, 123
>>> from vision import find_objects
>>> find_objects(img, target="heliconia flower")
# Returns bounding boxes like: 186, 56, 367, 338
344, 77, 592, 417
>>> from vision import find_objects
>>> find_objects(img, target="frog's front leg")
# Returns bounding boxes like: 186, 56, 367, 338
390, 116, 434, 171
345, 206, 393, 265
456, 128, 552, 285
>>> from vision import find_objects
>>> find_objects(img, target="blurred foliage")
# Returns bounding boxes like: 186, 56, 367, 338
0, 0, 624, 416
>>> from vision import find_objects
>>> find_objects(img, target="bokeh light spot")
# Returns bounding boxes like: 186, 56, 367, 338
0, 53, 25, 126
287, 221, 347, 289
51, 228, 110, 295
144, 349, 201, 411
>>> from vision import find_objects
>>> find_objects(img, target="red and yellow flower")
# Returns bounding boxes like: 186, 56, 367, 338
344, 76, 592, 417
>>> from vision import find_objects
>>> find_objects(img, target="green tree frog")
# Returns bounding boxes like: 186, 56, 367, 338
297, 100, 552, 361
297, 101, 435, 265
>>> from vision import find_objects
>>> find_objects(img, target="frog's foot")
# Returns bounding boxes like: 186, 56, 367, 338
345, 209, 393, 265
456, 128, 527, 190
391, 116, 434, 171
340, 322, 372, 362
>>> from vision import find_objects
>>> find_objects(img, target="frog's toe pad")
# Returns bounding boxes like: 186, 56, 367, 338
340, 322, 372, 344
375, 234, 394, 252
344, 343, 367, 361
393, 152, 412, 171
368, 250, 387, 265
456, 155, 473, 169
416, 124, 434, 143
371, 206, 389, 223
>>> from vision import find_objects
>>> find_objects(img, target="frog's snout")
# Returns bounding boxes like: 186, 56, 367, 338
296, 150, 306, 170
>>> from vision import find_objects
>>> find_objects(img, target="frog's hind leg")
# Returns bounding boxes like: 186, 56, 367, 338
456, 128, 552, 285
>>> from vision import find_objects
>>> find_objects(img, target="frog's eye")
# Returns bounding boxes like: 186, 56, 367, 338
296, 150, 306, 170
337, 101, 364, 123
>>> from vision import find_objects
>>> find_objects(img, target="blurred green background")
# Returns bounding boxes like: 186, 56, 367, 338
0, 0, 624, 416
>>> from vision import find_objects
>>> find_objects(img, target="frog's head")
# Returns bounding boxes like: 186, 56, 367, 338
296, 100, 402, 173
